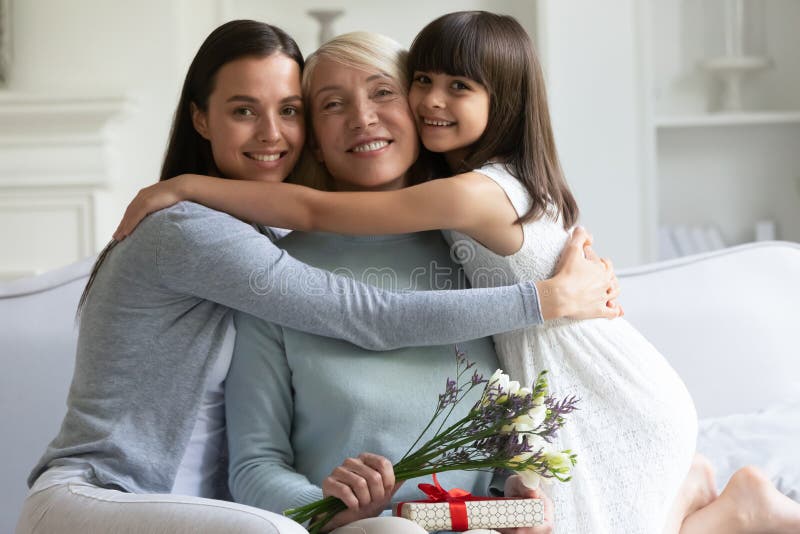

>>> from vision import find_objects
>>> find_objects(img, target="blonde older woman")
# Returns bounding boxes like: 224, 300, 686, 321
223, 32, 555, 534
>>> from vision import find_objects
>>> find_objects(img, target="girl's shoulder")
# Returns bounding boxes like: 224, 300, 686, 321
463, 162, 533, 220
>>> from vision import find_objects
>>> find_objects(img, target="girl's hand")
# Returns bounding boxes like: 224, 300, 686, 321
540, 226, 622, 321
495, 474, 555, 534
112, 175, 188, 240
319, 453, 403, 532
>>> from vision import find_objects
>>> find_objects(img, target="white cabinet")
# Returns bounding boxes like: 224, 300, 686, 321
640, 0, 800, 260
0, 94, 129, 280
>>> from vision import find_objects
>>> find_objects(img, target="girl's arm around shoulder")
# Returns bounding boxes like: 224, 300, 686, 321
114, 174, 320, 239
306, 171, 517, 239
114, 172, 515, 240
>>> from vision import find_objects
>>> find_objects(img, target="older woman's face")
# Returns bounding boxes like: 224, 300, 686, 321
308, 58, 419, 191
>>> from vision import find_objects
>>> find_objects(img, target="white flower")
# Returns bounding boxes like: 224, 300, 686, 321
527, 404, 547, 429
501, 406, 547, 435
507, 380, 521, 397
483, 369, 511, 405
514, 386, 533, 399
502, 414, 534, 434
544, 451, 573, 474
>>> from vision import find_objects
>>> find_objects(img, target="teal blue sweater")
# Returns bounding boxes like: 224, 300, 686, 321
226, 231, 501, 515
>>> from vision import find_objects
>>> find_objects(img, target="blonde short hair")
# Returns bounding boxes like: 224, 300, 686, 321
294, 32, 409, 190
303, 31, 408, 99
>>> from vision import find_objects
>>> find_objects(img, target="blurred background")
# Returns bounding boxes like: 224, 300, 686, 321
0, 0, 798, 279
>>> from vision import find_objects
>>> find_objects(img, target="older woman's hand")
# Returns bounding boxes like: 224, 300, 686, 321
494, 474, 555, 534
319, 453, 403, 532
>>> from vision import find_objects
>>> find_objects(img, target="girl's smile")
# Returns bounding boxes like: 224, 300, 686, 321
408, 71, 490, 167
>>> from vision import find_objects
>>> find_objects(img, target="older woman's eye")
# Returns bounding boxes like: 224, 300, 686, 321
374, 88, 395, 98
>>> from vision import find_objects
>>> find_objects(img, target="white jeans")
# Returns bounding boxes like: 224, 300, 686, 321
16, 482, 306, 534
17, 481, 494, 534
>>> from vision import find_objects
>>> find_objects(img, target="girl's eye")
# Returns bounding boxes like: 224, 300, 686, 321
413, 74, 431, 85
451, 80, 470, 91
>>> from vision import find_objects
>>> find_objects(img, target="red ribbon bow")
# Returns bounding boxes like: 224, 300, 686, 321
413, 473, 480, 531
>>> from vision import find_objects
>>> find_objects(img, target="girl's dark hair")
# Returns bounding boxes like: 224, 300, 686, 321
78, 20, 303, 316
408, 11, 579, 229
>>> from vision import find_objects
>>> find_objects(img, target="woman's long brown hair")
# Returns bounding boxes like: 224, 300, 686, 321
77, 20, 304, 317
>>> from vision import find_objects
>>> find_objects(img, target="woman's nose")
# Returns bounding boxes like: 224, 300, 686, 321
257, 117, 282, 143
347, 100, 378, 130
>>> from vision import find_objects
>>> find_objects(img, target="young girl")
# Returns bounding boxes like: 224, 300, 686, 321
113, 11, 800, 534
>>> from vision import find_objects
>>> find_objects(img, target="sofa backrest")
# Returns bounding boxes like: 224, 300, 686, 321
0, 256, 94, 533
619, 241, 800, 419
1, 241, 798, 531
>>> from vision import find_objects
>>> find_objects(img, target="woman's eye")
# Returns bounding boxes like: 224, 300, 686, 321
234, 107, 255, 117
375, 88, 394, 98
281, 106, 301, 117
322, 101, 341, 111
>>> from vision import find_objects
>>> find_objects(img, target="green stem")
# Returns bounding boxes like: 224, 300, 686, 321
400, 404, 445, 462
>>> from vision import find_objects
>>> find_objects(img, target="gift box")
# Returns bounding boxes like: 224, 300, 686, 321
393, 478, 545, 531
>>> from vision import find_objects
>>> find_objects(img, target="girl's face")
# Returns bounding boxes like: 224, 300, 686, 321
192, 53, 305, 182
309, 58, 419, 191
408, 71, 491, 167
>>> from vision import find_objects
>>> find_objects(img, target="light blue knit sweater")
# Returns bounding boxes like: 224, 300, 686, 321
227, 230, 504, 515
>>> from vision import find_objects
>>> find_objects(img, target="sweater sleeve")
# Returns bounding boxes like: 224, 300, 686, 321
155, 202, 542, 351
226, 313, 324, 513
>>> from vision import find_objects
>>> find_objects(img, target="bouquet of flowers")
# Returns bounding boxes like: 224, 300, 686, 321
285, 347, 578, 533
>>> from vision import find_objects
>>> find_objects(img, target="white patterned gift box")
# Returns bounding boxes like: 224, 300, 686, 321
394, 497, 545, 531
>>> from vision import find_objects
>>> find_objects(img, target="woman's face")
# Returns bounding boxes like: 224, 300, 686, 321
308, 58, 419, 191
192, 53, 304, 182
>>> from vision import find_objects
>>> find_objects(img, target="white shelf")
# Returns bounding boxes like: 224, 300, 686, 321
655, 111, 800, 129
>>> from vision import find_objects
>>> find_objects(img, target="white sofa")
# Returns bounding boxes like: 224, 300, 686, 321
2, 241, 799, 532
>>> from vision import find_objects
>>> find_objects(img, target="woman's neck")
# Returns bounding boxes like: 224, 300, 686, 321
332, 174, 409, 192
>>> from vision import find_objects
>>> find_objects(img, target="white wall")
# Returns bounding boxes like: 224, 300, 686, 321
3, 0, 648, 275
536, 0, 646, 266
4, 0, 187, 276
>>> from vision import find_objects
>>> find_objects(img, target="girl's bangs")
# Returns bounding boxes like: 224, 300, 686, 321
408, 19, 486, 85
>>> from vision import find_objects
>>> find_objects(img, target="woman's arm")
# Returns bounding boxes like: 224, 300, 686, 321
153, 203, 619, 351
114, 172, 509, 241
225, 314, 323, 512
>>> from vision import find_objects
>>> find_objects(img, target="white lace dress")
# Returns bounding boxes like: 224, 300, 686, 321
444, 163, 698, 533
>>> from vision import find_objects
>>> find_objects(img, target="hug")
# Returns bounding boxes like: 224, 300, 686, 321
15, 13, 800, 534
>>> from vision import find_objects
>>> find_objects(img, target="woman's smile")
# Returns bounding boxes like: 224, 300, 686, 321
193, 54, 305, 183
309, 58, 418, 191
348, 138, 393, 156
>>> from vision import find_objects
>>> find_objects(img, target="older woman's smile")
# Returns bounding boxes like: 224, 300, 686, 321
348, 138, 392, 154
309, 57, 418, 192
